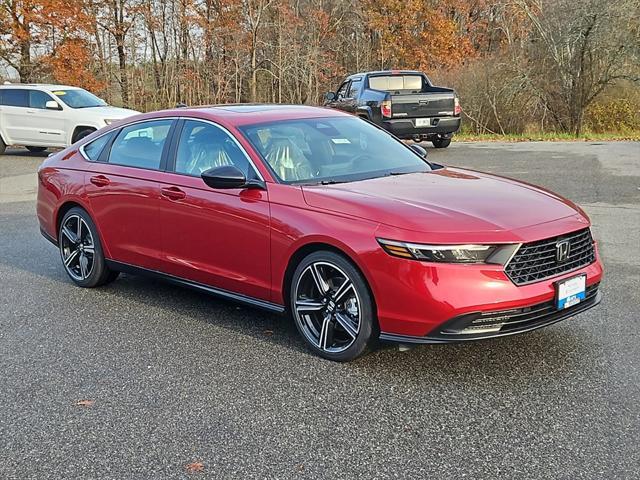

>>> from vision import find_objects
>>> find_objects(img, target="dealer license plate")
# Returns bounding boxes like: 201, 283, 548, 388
415, 118, 431, 127
556, 274, 586, 310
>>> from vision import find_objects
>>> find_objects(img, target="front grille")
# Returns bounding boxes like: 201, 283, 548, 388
505, 228, 595, 285
437, 283, 600, 338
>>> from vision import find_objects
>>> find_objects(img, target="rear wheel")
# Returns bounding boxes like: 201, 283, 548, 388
432, 137, 451, 148
26, 146, 47, 153
59, 207, 119, 288
290, 251, 376, 361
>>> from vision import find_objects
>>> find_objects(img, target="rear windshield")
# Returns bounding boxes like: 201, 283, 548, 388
368, 75, 423, 92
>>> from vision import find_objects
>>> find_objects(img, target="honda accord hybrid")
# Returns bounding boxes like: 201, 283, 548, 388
37, 105, 603, 361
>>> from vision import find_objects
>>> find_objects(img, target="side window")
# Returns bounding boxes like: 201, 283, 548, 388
109, 120, 173, 170
29, 90, 54, 109
336, 81, 350, 99
0, 89, 28, 107
347, 80, 362, 98
83, 132, 114, 161
175, 120, 253, 178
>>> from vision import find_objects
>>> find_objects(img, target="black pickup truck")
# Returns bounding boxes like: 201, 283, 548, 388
324, 70, 461, 148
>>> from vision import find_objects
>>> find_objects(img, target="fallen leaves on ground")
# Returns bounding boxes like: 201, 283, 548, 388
185, 462, 204, 473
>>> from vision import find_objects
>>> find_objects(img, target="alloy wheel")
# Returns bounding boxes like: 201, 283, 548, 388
293, 261, 361, 353
60, 215, 95, 281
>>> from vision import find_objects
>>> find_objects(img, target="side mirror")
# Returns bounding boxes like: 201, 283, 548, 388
45, 100, 61, 110
201, 165, 265, 190
324, 91, 336, 103
409, 144, 428, 158
201, 165, 247, 189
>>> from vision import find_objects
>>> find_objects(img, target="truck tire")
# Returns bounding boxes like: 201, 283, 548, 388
72, 128, 96, 144
26, 146, 47, 153
432, 138, 451, 149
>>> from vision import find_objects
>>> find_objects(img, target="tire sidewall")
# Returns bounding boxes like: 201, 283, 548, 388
59, 207, 108, 287
73, 128, 95, 144
290, 251, 376, 362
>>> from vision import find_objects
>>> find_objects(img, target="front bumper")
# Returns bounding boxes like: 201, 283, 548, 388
380, 283, 601, 344
382, 116, 461, 139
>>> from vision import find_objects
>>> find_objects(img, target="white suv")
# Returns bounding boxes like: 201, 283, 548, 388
0, 84, 139, 154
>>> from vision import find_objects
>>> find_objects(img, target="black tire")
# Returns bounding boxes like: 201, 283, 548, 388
26, 146, 47, 153
289, 251, 376, 362
58, 207, 119, 288
72, 128, 96, 144
432, 137, 452, 148
0, 136, 6, 155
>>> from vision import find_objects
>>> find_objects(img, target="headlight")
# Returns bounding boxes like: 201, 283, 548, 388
103, 119, 116, 125
377, 238, 519, 265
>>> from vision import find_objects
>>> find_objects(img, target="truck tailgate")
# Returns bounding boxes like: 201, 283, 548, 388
391, 93, 455, 118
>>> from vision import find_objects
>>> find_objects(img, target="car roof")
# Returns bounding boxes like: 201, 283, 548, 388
0, 83, 81, 91
151, 104, 350, 126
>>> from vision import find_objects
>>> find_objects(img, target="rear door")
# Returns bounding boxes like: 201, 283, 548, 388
157, 119, 272, 301
0, 88, 30, 144
84, 118, 175, 270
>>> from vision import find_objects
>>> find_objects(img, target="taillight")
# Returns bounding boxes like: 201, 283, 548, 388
381, 100, 392, 118
454, 97, 461, 115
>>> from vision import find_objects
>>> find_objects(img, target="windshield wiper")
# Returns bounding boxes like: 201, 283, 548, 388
320, 179, 346, 185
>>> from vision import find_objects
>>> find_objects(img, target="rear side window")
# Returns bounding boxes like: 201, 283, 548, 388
29, 90, 54, 109
82, 132, 114, 161
368, 75, 423, 92
347, 80, 362, 98
108, 120, 173, 170
0, 89, 28, 107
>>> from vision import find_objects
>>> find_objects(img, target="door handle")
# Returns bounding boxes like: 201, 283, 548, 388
90, 175, 110, 187
161, 186, 186, 200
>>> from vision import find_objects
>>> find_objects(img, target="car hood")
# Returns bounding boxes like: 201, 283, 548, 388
80, 106, 140, 118
301, 168, 589, 242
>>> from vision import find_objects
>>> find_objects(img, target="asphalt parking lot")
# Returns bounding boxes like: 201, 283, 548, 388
1, 141, 639, 479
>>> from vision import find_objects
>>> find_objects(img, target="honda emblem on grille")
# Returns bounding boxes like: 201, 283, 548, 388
556, 240, 571, 263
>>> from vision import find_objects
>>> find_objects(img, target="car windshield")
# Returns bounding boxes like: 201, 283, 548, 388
51, 89, 107, 109
239, 117, 430, 184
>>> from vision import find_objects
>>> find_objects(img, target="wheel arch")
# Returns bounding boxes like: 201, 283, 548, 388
55, 199, 111, 258
281, 241, 379, 326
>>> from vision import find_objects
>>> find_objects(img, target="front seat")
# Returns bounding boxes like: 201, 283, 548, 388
181, 132, 234, 176
264, 137, 313, 182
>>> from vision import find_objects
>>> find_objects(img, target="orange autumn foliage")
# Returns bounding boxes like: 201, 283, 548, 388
45, 39, 105, 93
362, 0, 475, 71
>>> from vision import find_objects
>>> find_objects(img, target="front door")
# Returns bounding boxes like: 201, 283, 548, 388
23, 89, 67, 147
157, 119, 271, 301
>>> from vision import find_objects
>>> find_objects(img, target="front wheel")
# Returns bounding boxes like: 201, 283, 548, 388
290, 251, 376, 361
59, 207, 119, 288
26, 146, 47, 153
432, 137, 452, 148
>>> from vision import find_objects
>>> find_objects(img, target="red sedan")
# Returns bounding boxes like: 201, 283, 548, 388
37, 105, 603, 361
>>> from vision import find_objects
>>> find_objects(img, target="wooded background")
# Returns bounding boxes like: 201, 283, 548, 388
1, 0, 639, 135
